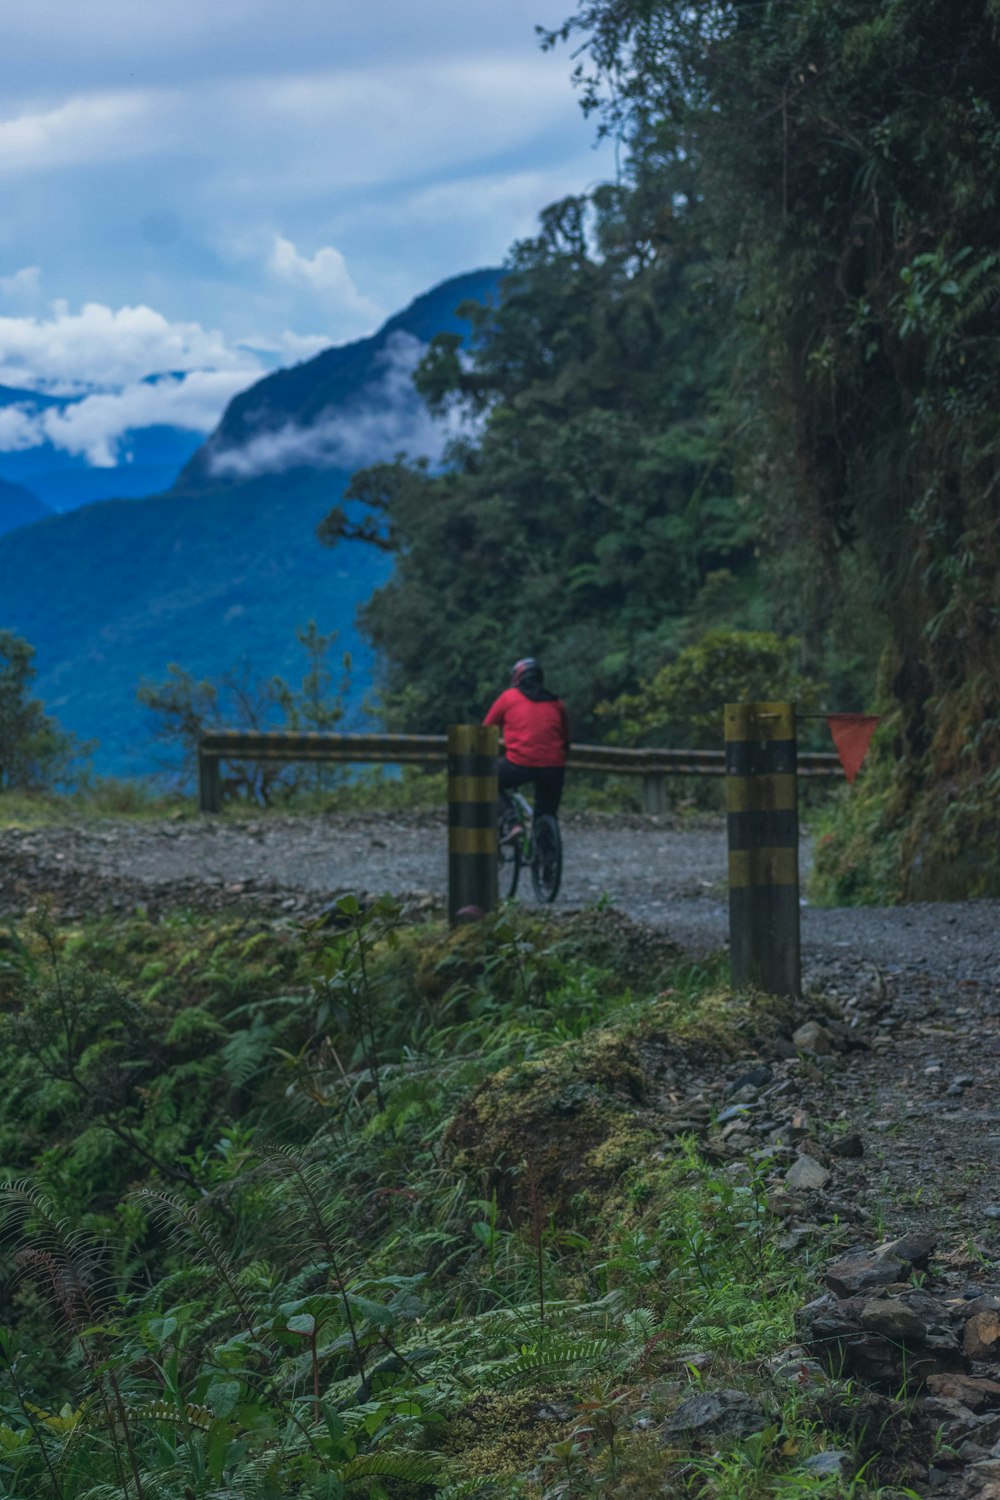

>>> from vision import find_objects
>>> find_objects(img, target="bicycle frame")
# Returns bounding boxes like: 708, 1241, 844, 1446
503, 788, 536, 858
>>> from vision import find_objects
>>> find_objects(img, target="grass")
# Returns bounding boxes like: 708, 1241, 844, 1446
0, 902, 925, 1497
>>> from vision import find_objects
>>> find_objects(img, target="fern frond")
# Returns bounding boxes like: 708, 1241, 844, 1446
337, 1448, 443, 1483
479, 1336, 612, 1385
135, 1189, 263, 1348
131, 1398, 214, 1431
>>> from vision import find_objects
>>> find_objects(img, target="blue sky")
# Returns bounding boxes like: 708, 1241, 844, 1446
0, 1, 612, 468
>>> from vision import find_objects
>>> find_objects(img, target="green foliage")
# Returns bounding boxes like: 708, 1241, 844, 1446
320, 182, 758, 737
0, 631, 85, 792
543, 0, 1000, 890
597, 630, 824, 748
137, 619, 352, 802
0, 904, 911, 1495
810, 750, 905, 907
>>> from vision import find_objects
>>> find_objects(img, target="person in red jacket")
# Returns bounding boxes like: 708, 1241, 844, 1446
483, 658, 570, 818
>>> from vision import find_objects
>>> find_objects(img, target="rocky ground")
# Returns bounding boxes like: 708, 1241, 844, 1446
3, 809, 1000, 1495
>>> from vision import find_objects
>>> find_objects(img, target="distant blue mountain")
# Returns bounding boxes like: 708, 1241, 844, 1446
0, 382, 204, 512
0, 268, 504, 776
0, 476, 52, 537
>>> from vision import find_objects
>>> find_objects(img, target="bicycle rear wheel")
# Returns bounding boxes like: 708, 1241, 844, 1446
497, 793, 522, 899
531, 814, 562, 902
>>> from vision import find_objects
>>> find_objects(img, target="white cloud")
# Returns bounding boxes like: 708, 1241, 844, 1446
276, 329, 334, 362
0, 405, 41, 450
0, 265, 42, 299
208, 330, 473, 477
268, 236, 382, 324
0, 300, 258, 392
0, 370, 260, 466
0, 297, 266, 464
0, 90, 161, 175
48, 370, 262, 465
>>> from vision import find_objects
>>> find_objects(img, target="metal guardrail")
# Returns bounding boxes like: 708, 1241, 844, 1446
197, 730, 842, 813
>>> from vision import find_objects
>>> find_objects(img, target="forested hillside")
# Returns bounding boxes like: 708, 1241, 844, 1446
0, 271, 501, 774
323, 0, 1000, 901
0, 477, 50, 538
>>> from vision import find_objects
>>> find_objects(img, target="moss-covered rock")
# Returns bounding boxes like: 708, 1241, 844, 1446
445, 1027, 658, 1218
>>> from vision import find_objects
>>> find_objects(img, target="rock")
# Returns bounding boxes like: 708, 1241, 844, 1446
716, 1103, 752, 1125
829, 1132, 864, 1158
726, 1064, 773, 1095
985, 1206, 1000, 1220
793, 1022, 835, 1055
920, 1395, 980, 1442
860, 1299, 927, 1344
966, 1311, 1000, 1360
785, 1156, 831, 1192
770, 1356, 827, 1388
803, 1450, 852, 1478
661, 1389, 766, 1441
876, 1232, 937, 1269
963, 1296, 1000, 1319
826, 1251, 904, 1297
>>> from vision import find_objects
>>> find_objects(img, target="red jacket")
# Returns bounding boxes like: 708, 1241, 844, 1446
484, 688, 570, 768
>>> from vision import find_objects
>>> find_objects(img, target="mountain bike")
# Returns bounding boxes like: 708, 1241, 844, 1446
497, 788, 562, 903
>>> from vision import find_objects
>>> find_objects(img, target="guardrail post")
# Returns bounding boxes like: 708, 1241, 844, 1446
724, 701, 801, 996
198, 747, 222, 814
642, 771, 668, 815
447, 724, 498, 923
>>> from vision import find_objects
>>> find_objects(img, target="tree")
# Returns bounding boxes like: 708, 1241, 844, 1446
0, 631, 80, 791
319, 182, 755, 735
597, 630, 823, 748
137, 623, 351, 803
541, 0, 1000, 896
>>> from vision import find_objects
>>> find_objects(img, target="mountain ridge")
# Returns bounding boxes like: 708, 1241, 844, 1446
0, 267, 504, 775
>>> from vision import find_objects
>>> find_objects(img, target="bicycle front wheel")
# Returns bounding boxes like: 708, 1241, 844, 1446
531, 815, 562, 902
497, 793, 522, 899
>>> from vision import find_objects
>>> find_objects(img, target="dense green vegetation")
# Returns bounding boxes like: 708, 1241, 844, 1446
0, 904, 921, 1497
0, 632, 85, 793
322, 0, 1000, 900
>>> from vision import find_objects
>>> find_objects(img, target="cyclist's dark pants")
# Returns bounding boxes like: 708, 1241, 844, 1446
498, 759, 565, 818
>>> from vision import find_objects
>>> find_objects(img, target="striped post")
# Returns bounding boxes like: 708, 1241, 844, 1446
447, 724, 499, 924
198, 749, 222, 814
724, 702, 801, 996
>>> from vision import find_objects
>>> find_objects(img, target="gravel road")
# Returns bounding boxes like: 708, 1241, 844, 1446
2, 811, 997, 989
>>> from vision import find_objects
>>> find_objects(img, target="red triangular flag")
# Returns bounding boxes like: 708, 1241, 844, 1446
826, 714, 880, 783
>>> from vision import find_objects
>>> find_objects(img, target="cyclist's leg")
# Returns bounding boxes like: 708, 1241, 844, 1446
498, 759, 534, 836
532, 767, 565, 819
498, 758, 536, 796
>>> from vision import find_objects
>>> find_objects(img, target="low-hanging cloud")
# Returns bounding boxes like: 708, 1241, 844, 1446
0, 370, 261, 466
0, 296, 265, 464
59, 370, 260, 465
0, 299, 258, 392
207, 330, 475, 478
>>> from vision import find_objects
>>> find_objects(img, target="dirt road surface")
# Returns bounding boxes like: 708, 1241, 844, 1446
2, 810, 997, 989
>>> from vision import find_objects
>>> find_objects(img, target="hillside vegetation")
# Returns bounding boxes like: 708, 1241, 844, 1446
322, 0, 1000, 902
0, 900, 928, 1498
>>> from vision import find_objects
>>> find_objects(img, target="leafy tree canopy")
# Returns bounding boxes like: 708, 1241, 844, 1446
0, 631, 82, 791
320, 179, 759, 734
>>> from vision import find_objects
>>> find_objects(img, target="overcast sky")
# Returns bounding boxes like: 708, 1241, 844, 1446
0, 0, 612, 460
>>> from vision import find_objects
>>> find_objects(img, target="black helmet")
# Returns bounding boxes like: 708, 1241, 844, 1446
511, 657, 542, 687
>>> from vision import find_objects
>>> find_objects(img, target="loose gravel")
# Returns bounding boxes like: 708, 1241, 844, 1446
1, 810, 997, 988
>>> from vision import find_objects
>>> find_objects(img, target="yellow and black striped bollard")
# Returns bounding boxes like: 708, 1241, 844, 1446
447, 724, 498, 924
724, 702, 801, 996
